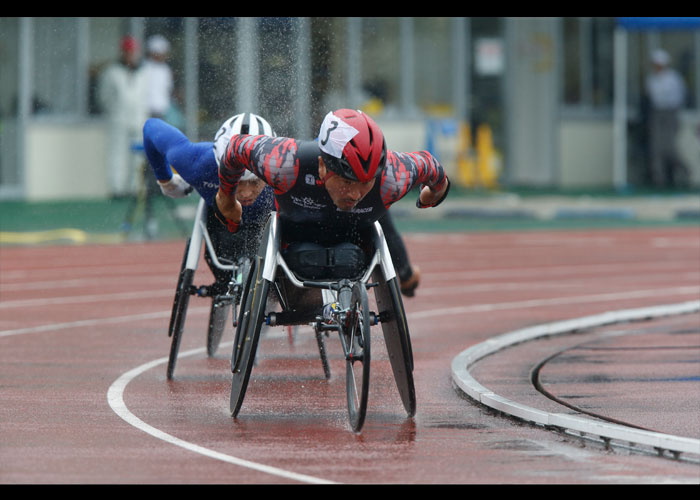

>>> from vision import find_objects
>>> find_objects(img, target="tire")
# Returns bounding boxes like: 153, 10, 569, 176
373, 274, 416, 417
231, 257, 256, 370
230, 256, 269, 417
343, 282, 371, 432
168, 238, 191, 338
167, 267, 195, 380
212, 257, 252, 356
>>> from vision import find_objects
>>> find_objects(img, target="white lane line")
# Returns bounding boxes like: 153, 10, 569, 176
107, 346, 336, 485
408, 286, 700, 320
0, 308, 205, 338
5, 286, 699, 481
426, 259, 694, 281
0, 275, 174, 292
104, 287, 700, 483
2, 305, 333, 482
5, 286, 696, 338
0, 289, 174, 309
412, 274, 700, 297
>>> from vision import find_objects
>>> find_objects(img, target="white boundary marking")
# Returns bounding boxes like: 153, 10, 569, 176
4, 289, 698, 480
106, 343, 336, 485
0, 308, 206, 338
0, 304, 334, 483
450, 300, 700, 457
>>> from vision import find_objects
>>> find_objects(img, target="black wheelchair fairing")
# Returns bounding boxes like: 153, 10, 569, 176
229, 212, 416, 431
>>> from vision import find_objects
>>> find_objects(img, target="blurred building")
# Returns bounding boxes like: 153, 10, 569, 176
1, 17, 698, 201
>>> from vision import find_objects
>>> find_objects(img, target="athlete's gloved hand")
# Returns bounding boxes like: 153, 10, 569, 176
158, 174, 192, 198
213, 193, 242, 233
417, 176, 450, 208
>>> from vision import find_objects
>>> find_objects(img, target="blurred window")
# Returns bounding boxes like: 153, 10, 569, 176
32, 17, 85, 117
562, 17, 615, 112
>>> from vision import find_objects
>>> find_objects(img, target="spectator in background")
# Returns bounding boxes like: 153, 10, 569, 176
645, 49, 689, 189
143, 35, 174, 120
98, 35, 148, 197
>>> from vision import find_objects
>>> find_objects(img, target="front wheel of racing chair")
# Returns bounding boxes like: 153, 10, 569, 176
229, 214, 280, 417
229, 254, 269, 416
230, 213, 326, 417
343, 281, 371, 431
369, 222, 416, 418
166, 198, 250, 379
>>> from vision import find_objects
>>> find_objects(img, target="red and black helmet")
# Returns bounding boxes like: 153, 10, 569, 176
318, 109, 387, 183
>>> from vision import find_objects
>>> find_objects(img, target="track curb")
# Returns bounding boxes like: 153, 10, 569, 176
450, 300, 700, 458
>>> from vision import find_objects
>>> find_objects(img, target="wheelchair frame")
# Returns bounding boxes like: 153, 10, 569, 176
166, 198, 250, 380
229, 212, 416, 431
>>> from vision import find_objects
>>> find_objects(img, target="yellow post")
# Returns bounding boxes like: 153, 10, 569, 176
476, 124, 500, 189
456, 122, 476, 187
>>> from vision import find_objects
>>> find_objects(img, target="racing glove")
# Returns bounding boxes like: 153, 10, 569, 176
212, 198, 241, 233
416, 176, 451, 208
158, 174, 192, 198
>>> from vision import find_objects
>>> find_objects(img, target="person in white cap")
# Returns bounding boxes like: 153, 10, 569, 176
98, 35, 148, 197
645, 49, 689, 188
143, 34, 174, 119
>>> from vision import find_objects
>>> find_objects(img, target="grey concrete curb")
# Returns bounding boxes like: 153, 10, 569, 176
450, 300, 700, 458
393, 193, 700, 222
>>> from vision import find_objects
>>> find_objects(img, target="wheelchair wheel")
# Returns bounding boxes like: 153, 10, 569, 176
230, 257, 255, 370
230, 255, 269, 417
167, 258, 195, 380
168, 238, 191, 339
343, 281, 371, 432
208, 257, 252, 357
373, 274, 416, 417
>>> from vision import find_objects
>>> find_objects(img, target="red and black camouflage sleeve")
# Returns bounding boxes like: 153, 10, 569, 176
219, 135, 301, 197
379, 150, 448, 208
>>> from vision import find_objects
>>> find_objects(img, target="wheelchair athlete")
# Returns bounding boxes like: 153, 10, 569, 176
213, 108, 449, 282
146, 111, 423, 297
143, 113, 276, 290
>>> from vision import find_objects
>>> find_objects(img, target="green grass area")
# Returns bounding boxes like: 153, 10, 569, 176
0, 197, 198, 244
392, 215, 698, 234
1, 188, 697, 246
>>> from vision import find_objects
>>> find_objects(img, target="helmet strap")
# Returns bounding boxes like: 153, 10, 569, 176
318, 158, 337, 184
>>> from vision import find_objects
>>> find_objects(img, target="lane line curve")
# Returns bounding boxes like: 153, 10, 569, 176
106, 343, 337, 485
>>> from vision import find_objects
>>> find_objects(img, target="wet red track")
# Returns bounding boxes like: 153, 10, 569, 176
1, 226, 699, 484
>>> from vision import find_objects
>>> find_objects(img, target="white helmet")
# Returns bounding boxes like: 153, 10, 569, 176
213, 113, 276, 181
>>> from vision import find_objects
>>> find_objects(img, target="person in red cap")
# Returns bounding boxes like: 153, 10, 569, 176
120, 35, 139, 56
98, 35, 148, 197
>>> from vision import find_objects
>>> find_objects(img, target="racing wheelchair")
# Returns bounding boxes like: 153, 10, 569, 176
167, 198, 252, 380
229, 212, 416, 432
